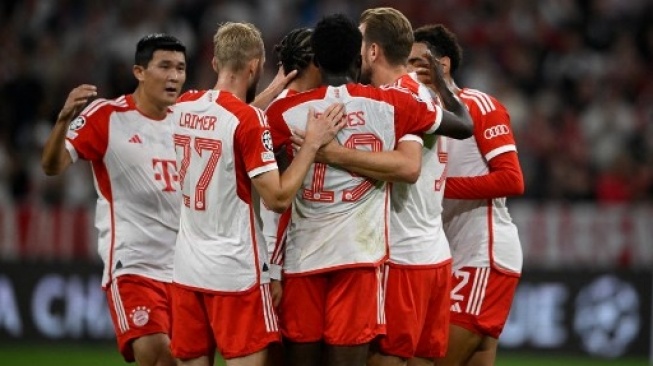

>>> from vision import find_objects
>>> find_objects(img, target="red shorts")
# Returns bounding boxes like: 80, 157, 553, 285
170, 283, 280, 360
378, 263, 451, 359
105, 274, 172, 362
279, 267, 385, 345
449, 266, 519, 338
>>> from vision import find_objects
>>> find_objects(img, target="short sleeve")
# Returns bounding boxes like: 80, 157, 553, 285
463, 95, 517, 161
64, 100, 111, 162
389, 88, 443, 139
234, 107, 278, 178
265, 101, 293, 152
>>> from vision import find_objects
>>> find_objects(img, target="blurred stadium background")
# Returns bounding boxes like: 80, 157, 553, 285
0, 0, 651, 365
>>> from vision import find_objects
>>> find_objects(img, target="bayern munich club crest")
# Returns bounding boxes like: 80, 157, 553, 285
129, 306, 151, 327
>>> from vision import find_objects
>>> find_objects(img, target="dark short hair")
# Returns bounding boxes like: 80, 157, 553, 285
312, 14, 362, 74
134, 33, 186, 67
413, 24, 463, 74
275, 28, 314, 76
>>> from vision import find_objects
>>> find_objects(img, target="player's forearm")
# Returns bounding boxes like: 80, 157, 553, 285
41, 119, 72, 176
250, 88, 277, 110
272, 144, 320, 212
432, 82, 473, 140
444, 153, 524, 199
327, 148, 420, 183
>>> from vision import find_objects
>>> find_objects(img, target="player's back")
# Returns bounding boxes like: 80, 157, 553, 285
388, 74, 451, 266
172, 89, 275, 292
267, 83, 441, 274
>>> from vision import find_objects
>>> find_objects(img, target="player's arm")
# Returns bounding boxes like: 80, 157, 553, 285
290, 132, 423, 183
444, 152, 524, 199
250, 66, 298, 110
252, 104, 345, 213
445, 102, 524, 199
41, 84, 97, 175
427, 55, 473, 140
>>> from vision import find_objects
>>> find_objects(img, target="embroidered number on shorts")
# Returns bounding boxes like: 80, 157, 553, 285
451, 269, 470, 302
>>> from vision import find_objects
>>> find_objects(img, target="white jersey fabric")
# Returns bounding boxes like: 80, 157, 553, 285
267, 84, 443, 275
172, 89, 278, 293
65, 94, 180, 287
442, 88, 522, 274
260, 88, 298, 271
388, 74, 451, 266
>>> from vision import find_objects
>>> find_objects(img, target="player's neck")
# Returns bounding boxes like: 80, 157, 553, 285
321, 73, 353, 87
288, 76, 317, 93
214, 71, 248, 102
374, 64, 406, 87
131, 89, 168, 120
446, 76, 461, 94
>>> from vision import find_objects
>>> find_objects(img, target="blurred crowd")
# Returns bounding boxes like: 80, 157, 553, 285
1, 0, 652, 207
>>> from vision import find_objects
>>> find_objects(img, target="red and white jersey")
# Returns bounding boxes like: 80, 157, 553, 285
266, 83, 443, 275
260, 88, 298, 268
388, 74, 451, 266
64, 94, 180, 287
172, 90, 278, 293
442, 88, 522, 274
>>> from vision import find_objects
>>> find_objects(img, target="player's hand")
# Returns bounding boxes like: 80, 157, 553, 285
290, 129, 342, 164
250, 66, 298, 109
268, 66, 298, 94
425, 52, 450, 94
303, 103, 346, 149
270, 280, 282, 308
57, 84, 97, 122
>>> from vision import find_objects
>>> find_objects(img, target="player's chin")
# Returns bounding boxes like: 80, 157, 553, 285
162, 89, 180, 103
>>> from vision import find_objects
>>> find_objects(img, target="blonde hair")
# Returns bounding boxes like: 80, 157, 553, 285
359, 7, 414, 66
213, 22, 264, 71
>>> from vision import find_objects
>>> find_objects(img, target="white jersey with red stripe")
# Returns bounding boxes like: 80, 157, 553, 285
172, 89, 278, 293
388, 74, 451, 266
442, 88, 522, 274
64, 94, 180, 287
266, 83, 443, 275
260, 88, 298, 271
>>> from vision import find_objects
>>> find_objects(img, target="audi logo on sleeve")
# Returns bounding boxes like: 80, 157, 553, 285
484, 124, 510, 139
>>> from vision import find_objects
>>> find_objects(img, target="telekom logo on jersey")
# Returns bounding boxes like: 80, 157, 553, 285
152, 159, 178, 192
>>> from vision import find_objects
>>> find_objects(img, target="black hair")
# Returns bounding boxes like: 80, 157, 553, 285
275, 28, 314, 76
134, 33, 186, 67
413, 25, 463, 74
312, 14, 362, 74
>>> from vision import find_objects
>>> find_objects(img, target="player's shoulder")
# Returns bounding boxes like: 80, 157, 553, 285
216, 91, 266, 126
176, 89, 208, 103
459, 88, 506, 115
267, 87, 324, 116
80, 95, 130, 118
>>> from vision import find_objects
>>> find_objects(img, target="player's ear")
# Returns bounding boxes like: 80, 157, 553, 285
440, 56, 451, 75
211, 57, 219, 73
133, 65, 145, 82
